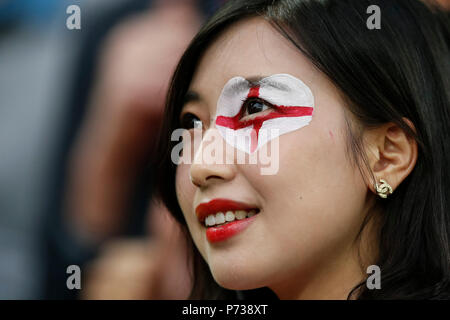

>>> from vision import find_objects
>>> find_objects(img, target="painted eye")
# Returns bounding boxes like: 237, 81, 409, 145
243, 98, 271, 116
180, 113, 202, 129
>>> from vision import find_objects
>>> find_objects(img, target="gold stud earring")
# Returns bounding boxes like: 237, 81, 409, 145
375, 179, 393, 198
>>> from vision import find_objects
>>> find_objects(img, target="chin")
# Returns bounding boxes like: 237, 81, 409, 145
209, 260, 267, 291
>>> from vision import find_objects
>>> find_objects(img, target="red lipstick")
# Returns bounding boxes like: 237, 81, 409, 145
195, 199, 259, 243
205, 215, 257, 243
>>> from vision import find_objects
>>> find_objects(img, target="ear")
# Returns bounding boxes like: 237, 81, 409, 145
364, 119, 418, 195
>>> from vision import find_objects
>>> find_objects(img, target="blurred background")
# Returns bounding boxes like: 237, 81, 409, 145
0, 0, 448, 300
0, 0, 227, 299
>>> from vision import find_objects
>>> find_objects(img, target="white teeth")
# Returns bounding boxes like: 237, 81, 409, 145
215, 212, 225, 224
235, 210, 246, 220
205, 215, 216, 226
204, 210, 258, 227
247, 210, 256, 218
225, 211, 235, 222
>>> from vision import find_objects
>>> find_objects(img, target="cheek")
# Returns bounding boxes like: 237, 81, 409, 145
244, 119, 366, 266
175, 164, 196, 225
175, 164, 206, 251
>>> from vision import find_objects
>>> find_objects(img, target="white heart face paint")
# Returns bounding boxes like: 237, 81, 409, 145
215, 74, 314, 153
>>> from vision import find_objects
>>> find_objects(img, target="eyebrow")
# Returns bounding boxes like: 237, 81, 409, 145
182, 75, 290, 107
246, 76, 265, 86
246, 76, 291, 91
184, 90, 200, 105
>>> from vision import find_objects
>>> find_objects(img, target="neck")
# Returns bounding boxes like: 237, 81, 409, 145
270, 207, 380, 300
273, 252, 365, 299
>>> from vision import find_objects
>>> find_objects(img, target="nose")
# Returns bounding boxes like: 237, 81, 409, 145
189, 128, 236, 188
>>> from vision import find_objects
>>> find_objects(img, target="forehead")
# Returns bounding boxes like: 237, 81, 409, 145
189, 17, 319, 104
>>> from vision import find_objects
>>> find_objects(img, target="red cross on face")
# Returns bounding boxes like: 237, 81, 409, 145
215, 74, 314, 153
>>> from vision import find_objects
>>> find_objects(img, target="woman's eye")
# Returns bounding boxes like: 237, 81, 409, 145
180, 113, 202, 129
242, 98, 271, 117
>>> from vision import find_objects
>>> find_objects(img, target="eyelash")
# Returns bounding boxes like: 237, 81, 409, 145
240, 97, 275, 118
180, 112, 202, 129
180, 98, 275, 129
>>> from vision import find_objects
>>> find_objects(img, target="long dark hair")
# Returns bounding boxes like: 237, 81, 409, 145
155, 0, 450, 299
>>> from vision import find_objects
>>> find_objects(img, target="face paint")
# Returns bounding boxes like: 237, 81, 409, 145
215, 74, 314, 153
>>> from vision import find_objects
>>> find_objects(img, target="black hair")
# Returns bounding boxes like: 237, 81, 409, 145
155, 0, 450, 299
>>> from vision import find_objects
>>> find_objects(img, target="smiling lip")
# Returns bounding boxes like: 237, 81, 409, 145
195, 198, 260, 243
195, 198, 258, 223
205, 215, 257, 243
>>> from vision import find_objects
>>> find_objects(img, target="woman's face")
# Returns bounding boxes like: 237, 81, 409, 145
175, 17, 369, 297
